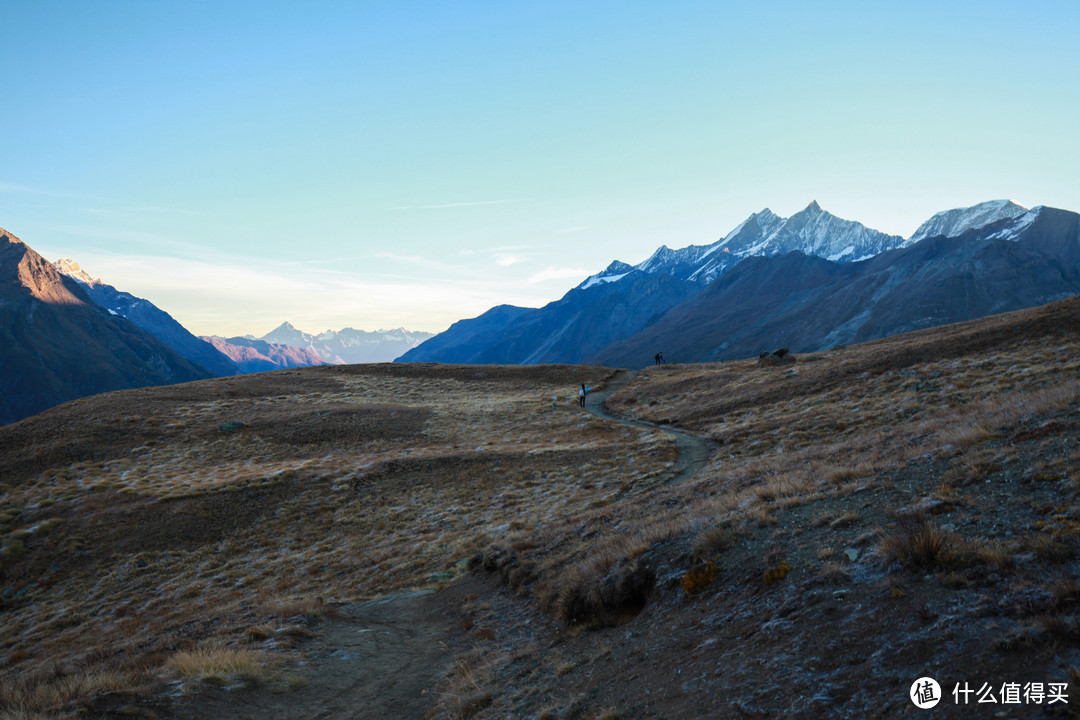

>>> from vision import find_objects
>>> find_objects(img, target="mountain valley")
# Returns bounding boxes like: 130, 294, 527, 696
2, 296, 1079, 717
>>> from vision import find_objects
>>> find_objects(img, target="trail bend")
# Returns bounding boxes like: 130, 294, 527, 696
585, 368, 714, 485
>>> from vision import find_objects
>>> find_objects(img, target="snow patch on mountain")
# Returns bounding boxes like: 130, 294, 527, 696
53, 258, 100, 286
988, 206, 1043, 241
909, 200, 1029, 244
257, 323, 434, 364
581, 272, 630, 289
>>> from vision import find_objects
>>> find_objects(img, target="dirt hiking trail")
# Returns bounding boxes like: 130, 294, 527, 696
170, 590, 463, 720
170, 369, 709, 719
585, 368, 713, 484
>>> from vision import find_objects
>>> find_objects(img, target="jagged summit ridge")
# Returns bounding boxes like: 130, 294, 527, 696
255, 322, 434, 364
578, 201, 901, 290
909, 199, 1029, 243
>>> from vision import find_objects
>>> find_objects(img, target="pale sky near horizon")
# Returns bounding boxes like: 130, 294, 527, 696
2, 1, 1078, 336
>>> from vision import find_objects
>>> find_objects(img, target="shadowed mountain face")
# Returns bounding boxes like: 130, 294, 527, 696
0, 229, 213, 425
395, 304, 532, 363
403, 201, 1080, 369
592, 206, 1080, 366
398, 274, 698, 365
53, 259, 239, 378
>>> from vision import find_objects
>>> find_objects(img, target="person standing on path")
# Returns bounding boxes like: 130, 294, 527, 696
579, 383, 589, 408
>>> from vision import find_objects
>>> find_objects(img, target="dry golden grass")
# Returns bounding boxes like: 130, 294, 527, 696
7, 298, 1080, 719
166, 645, 278, 685
0, 669, 138, 718
432, 298, 1080, 717
0, 363, 678, 715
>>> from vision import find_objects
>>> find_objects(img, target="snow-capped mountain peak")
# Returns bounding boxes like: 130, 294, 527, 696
256, 323, 435, 363
262, 321, 311, 346
908, 199, 1029, 244
577, 260, 636, 290
734, 202, 903, 263
53, 258, 100, 286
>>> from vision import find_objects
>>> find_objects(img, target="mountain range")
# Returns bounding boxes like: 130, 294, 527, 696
256, 322, 433, 364
201, 335, 328, 373
5, 197, 1075, 424
398, 200, 1079, 366
53, 259, 241, 377
52, 260, 431, 371
0, 238, 433, 425
0, 229, 213, 426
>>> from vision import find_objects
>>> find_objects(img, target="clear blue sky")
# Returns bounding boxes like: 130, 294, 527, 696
2, 1, 1077, 335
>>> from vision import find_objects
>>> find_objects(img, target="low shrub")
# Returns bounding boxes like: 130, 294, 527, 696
680, 560, 719, 596
879, 519, 958, 569
558, 553, 655, 627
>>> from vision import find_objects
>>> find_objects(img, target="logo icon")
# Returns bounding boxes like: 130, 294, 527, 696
911, 677, 942, 709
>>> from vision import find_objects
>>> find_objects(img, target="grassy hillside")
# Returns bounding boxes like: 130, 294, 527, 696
0, 363, 676, 717
2, 297, 1080, 718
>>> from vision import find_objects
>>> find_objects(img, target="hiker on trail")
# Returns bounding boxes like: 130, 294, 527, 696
655, 351, 665, 365
579, 383, 589, 408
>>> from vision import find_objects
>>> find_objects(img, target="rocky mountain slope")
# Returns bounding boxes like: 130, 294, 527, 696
593, 204, 1080, 366
53, 259, 239, 377
0, 229, 213, 425
401, 273, 698, 365
403, 200, 1079, 368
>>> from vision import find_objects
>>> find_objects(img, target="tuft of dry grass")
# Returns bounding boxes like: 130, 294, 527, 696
878, 519, 959, 569
0, 669, 139, 717
818, 561, 850, 585
166, 645, 279, 686
259, 597, 333, 621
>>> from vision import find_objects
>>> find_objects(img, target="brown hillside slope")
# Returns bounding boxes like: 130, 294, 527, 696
458, 296, 1080, 719
1, 297, 1080, 718
0, 363, 676, 718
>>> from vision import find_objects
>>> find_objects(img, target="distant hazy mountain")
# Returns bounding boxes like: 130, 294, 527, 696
403, 199, 1080, 368
592, 204, 1080, 366
202, 336, 328, 373
53, 259, 239, 378
1, 229, 213, 425
259, 322, 434, 364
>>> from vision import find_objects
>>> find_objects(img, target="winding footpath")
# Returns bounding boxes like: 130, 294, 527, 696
172, 369, 712, 719
584, 368, 714, 485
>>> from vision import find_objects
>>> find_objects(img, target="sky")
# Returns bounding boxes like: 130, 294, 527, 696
1, 1, 1078, 336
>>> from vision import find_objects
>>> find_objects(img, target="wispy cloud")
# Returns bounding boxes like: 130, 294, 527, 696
392, 198, 530, 211
528, 267, 590, 284
493, 253, 528, 267
557, 226, 587, 234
